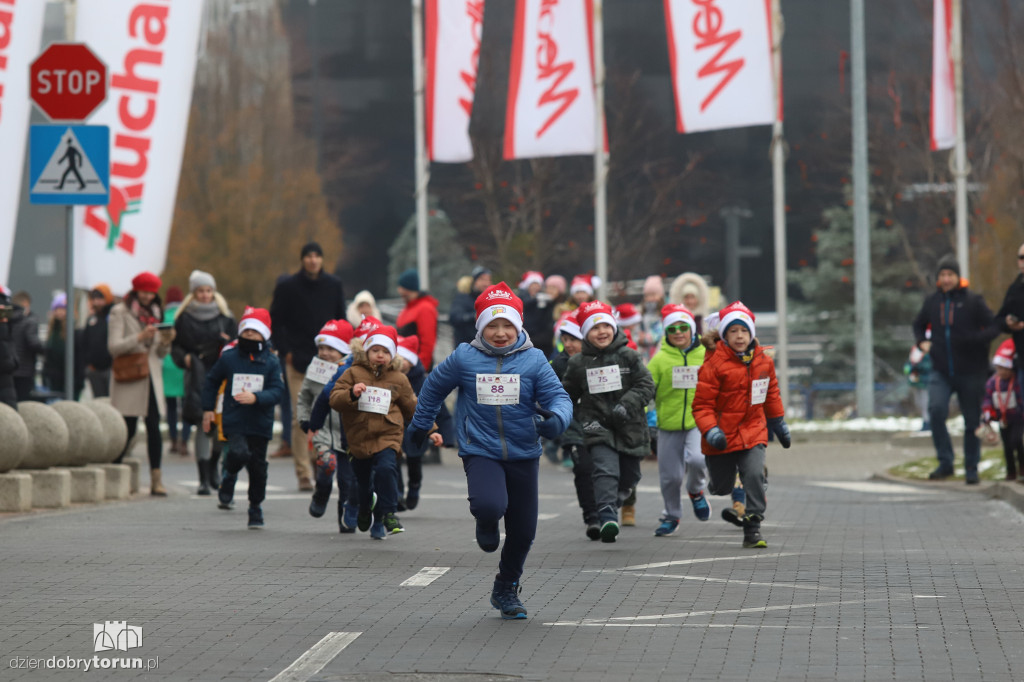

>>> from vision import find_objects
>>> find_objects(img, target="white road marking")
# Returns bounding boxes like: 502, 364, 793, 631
538, 513, 560, 521
616, 571, 834, 592
401, 567, 450, 586
268, 631, 360, 682
545, 622, 926, 630
808, 481, 940, 495
600, 553, 798, 572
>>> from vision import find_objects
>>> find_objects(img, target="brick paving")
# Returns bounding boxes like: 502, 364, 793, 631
3, 439, 1024, 681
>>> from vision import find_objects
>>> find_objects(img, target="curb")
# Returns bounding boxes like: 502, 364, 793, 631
872, 469, 1024, 516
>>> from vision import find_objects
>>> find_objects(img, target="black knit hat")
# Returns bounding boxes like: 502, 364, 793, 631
301, 241, 323, 258
936, 254, 960, 278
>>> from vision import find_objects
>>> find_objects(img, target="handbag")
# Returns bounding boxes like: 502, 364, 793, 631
975, 422, 1000, 448
112, 352, 149, 383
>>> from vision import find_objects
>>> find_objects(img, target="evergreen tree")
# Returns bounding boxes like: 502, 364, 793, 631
789, 199, 922, 387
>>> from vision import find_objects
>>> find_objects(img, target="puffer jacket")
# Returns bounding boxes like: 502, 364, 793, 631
693, 338, 784, 455
411, 331, 572, 461
329, 342, 423, 459
647, 335, 706, 431
201, 343, 285, 439
561, 331, 655, 458
550, 350, 583, 446
396, 294, 439, 369
297, 362, 347, 454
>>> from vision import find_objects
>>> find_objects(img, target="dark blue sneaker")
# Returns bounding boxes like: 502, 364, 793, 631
247, 506, 264, 529
340, 502, 358, 532
309, 484, 330, 518
217, 473, 236, 510
370, 521, 386, 540
654, 517, 679, 537
598, 507, 619, 543
490, 579, 527, 619
476, 519, 500, 552
690, 492, 711, 521
404, 487, 420, 511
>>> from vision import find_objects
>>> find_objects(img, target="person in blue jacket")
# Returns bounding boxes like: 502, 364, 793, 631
410, 282, 572, 620
202, 307, 285, 529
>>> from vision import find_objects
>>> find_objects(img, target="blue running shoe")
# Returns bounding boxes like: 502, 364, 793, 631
218, 473, 236, 510
341, 502, 359, 531
654, 517, 679, 536
370, 521, 386, 540
690, 492, 711, 521
247, 506, 264, 529
490, 579, 527, 619
309, 485, 329, 518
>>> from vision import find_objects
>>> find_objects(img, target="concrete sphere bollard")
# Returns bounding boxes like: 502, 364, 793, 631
0, 402, 30, 473
16, 401, 70, 470
82, 399, 129, 463
51, 401, 106, 466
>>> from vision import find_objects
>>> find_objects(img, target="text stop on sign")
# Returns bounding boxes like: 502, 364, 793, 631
35, 69, 103, 96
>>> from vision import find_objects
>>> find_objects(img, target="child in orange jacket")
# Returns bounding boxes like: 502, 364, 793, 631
693, 302, 790, 548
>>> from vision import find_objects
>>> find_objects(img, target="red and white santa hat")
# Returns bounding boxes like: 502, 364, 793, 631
397, 335, 420, 366
364, 325, 398, 358
519, 270, 545, 290
578, 300, 617, 337
993, 338, 1016, 369
555, 309, 583, 340
315, 319, 354, 356
661, 303, 696, 332
354, 315, 384, 339
238, 306, 272, 340
614, 303, 641, 328
719, 301, 756, 338
570, 274, 601, 296
475, 282, 524, 334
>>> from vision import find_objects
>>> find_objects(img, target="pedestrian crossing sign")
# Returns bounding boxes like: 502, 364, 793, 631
29, 124, 109, 205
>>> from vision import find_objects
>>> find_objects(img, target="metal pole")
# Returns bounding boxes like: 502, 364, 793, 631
411, 0, 430, 291
951, 0, 968, 279
724, 209, 741, 300
65, 206, 74, 400
770, 0, 789, 412
593, 0, 608, 300
310, 0, 322, 176
851, 0, 875, 417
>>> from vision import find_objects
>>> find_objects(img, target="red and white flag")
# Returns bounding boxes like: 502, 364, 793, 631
0, 0, 47, 284
664, 0, 777, 134
504, 0, 597, 160
930, 0, 955, 151
72, 0, 203, 294
426, 0, 484, 163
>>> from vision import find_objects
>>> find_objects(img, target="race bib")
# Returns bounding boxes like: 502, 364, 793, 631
672, 366, 699, 390
587, 365, 622, 394
751, 378, 769, 405
305, 357, 337, 385
358, 386, 391, 414
476, 374, 521, 405
231, 373, 264, 396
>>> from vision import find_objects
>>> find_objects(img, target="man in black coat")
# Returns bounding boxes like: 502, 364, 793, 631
81, 287, 115, 398
994, 242, 1024, 361
0, 288, 19, 409
912, 254, 1000, 483
8, 291, 42, 402
269, 241, 346, 490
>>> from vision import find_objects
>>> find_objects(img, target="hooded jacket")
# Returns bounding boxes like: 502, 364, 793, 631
8, 305, 43, 379
669, 272, 709, 331
411, 331, 572, 461
647, 334, 706, 431
201, 341, 285, 439
345, 290, 382, 328
912, 283, 998, 378
329, 339, 424, 459
561, 331, 655, 457
396, 293, 439, 369
692, 337, 783, 455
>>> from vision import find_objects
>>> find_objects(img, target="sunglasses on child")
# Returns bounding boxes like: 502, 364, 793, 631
665, 324, 691, 335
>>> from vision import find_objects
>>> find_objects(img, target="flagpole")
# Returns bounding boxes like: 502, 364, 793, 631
593, 0, 608, 300
770, 0, 789, 412
951, 0, 968, 279
851, 0, 875, 417
411, 0, 430, 291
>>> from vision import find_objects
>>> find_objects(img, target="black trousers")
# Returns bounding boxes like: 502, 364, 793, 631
118, 383, 162, 469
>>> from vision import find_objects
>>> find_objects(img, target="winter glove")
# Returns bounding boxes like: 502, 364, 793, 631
535, 405, 555, 420
410, 428, 429, 450
535, 411, 563, 440
982, 408, 996, 424
767, 417, 791, 449
704, 426, 727, 451
611, 404, 630, 424
299, 420, 310, 434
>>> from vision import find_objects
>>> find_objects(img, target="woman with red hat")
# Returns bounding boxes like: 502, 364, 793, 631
108, 271, 175, 496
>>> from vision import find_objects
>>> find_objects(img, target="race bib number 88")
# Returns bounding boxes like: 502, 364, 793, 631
476, 374, 521, 405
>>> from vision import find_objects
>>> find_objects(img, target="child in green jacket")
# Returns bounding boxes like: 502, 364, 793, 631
646, 304, 710, 536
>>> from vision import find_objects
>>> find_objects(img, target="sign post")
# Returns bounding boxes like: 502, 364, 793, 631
29, 43, 109, 400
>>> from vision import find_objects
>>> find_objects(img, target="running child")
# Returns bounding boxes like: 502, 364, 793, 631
410, 282, 572, 619
693, 302, 789, 548
983, 339, 1024, 480
202, 307, 285, 529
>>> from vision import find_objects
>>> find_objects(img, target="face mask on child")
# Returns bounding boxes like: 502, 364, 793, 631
238, 337, 265, 355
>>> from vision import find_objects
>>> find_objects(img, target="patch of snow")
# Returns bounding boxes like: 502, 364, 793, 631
791, 416, 964, 435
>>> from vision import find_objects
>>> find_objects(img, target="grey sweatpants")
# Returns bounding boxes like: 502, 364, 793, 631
590, 444, 643, 518
705, 444, 766, 518
657, 428, 707, 520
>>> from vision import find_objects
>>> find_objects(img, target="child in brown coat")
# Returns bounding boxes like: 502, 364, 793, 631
329, 325, 440, 539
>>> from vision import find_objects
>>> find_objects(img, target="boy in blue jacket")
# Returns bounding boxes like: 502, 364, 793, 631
410, 283, 573, 620
202, 307, 285, 529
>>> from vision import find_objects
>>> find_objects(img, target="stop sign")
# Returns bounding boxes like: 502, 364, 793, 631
30, 43, 107, 121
